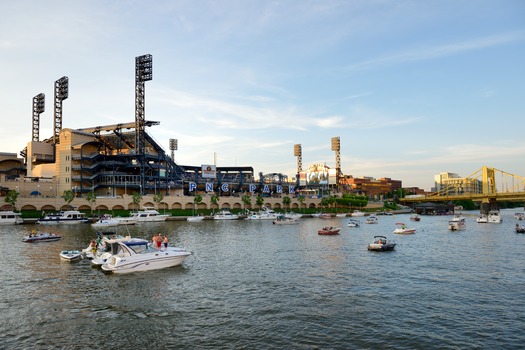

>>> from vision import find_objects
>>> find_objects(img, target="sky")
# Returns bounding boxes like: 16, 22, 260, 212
1, 0, 524, 191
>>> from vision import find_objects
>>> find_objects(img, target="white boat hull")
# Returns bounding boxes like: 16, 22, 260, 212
101, 250, 191, 274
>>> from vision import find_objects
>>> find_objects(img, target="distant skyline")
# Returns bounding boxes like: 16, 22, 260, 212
1, 1, 524, 191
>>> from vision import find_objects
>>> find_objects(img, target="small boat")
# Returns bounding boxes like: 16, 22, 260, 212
187, 216, 205, 222
273, 215, 299, 225
213, 209, 239, 220
60, 250, 82, 262
365, 216, 378, 224
335, 213, 348, 217
129, 208, 170, 222
393, 222, 416, 234
23, 231, 62, 243
0, 210, 24, 225
37, 210, 89, 225
367, 236, 396, 251
246, 206, 279, 220
348, 219, 361, 227
91, 215, 120, 228
319, 213, 332, 219
318, 226, 341, 235
351, 210, 366, 217
448, 215, 466, 231
487, 210, 502, 224
515, 224, 525, 233
114, 217, 138, 225
514, 213, 525, 220
410, 214, 421, 222
101, 242, 192, 274
476, 214, 488, 223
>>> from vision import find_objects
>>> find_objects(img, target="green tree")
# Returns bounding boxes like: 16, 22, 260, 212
242, 195, 251, 213
256, 195, 264, 209
210, 194, 220, 210
153, 192, 164, 210
297, 195, 305, 213
85, 191, 96, 215
193, 194, 203, 216
132, 191, 142, 210
282, 196, 291, 211
62, 190, 74, 209
321, 197, 331, 212
4, 189, 19, 211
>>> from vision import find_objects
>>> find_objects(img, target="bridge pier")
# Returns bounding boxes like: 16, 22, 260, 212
480, 199, 499, 214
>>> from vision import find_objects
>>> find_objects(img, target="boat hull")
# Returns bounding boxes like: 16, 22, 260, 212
101, 251, 191, 274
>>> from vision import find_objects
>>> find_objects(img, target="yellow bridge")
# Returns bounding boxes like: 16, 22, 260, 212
400, 166, 525, 206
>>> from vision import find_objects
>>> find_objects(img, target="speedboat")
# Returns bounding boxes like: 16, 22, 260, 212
246, 206, 279, 220
37, 210, 89, 224
410, 214, 421, 222
91, 215, 120, 228
187, 216, 205, 222
23, 232, 62, 243
335, 213, 348, 217
476, 214, 488, 223
114, 217, 138, 225
213, 209, 239, 220
60, 250, 82, 262
393, 222, 416, 234
515, 224, 525, 233
367, 236, 396, 251
273, 215, 299, 225
365, 216, 378, 224
514, 213, 525, 220
83, 232, 149, 260
100, 242, 192, 274
319, 213, 332, 219
90, 238, 150, 267
351, 210, 366, 217
129, 208, 170, 222
448, 215, 466, 231
0, 210, 23, 225
348, 219, 361, 227
318, 226, 341, 235
487, 210, 502, 223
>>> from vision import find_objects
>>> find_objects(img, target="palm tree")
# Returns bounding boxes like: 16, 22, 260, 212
297, 195, 305, 213
256, 195, 264, 209
193, 194, 202, 216
153, 192, 164, 210
242, 194, 251, 214
132, 191, 142, 211
282, 196, 291, 212
4, 189, 19, 211
62, 190, 74, 210
210, 194, 220, 212
85, 191, 96, 215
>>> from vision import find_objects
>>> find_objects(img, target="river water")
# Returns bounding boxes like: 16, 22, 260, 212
1, 209, 525, 349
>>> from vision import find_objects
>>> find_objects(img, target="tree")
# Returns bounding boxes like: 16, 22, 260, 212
4, 189, 19, 211
210, 194, 220, 210
282, 196, 291, 211
132, 191, 142, 210
153, 192, 164, 210
85, 191, 96, 215
297, 195, 305, 213
242, 195, 251, 213
62, 190, 74, 209
193, 194, 202, 216
256, 195, 264, 209
321, 197, 331, 212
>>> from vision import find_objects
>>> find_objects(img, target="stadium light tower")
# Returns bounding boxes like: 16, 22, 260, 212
53, 76, 69, 145
135, 54, 153, 194
169, 138, 178, 161
331, 136, 341, 188
32, 93, 45, 142
294, 143, 302, 173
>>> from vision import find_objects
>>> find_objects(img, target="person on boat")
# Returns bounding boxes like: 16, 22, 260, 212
90, 240, 97, 255
163, 235, 169, 250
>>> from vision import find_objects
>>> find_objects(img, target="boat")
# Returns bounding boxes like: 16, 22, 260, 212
448, 215, 466, 231
367, 236, 396, 251
90, 237, 150, 267
351, 210, 366, 217
0, 210, 23, 225
393, 222, 416, 234
487, 210, 502, 223
365, 216, 378, 224
129, 207, 170, 222
273, 215, 299, 225
348, 219, 361, 227
59, 250, 82, 262
246, 206, 279, 220
514, 213, 525, 220
91, 215, 120, 228
36, 210, 89, 225
318, 226, 341, 235
23, 231, 62, 243
83, 231, 149, 260
284, 212, 303, 220
515, 224, 525, 233
187, 215, 205, 222
335, 213, 348, 217
410, 213, 421, 222
476, 214, 488, 223
100, 242, 192, 274
213, 209, 239, 220
114, 217, 138, 225
319, 213, 332, 219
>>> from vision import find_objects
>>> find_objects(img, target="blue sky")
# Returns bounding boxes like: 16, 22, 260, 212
1, 0, 524, 191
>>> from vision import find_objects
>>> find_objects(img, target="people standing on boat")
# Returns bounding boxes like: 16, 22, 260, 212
163, 235, 169, 250
156, 234, 163, 250
90, 240, 97, 255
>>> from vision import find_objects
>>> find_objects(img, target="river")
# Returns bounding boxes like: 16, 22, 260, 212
1, 209, 524, 349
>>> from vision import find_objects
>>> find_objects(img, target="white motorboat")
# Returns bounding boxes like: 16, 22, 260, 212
129, 208, 170, 222
368, 236, 396, 251
60, 250, 82, 262
91, 215, 119, 228
448, 215, 466, 231
246, 206, 279, 220
348, 219, 361, 227
114, 217, 138, 225
37, 210, 89, 224
90, 237, 150, 267
351, 210, 366, 217
393, 222, 416, 234
23, 231, 62, 243
101, 242, 192, 274
514, 212, 525, 220
0, 210, 23, 225
365, 216, 378, 224
476, 214, 488, 223
273, 215, 299, 225
187, 216, 205, 222
336, 213, 348, 217
213, 209, 239, 220
488, 210, 502, 223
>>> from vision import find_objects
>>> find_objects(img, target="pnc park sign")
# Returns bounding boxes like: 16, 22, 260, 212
187, 182, 296, 195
